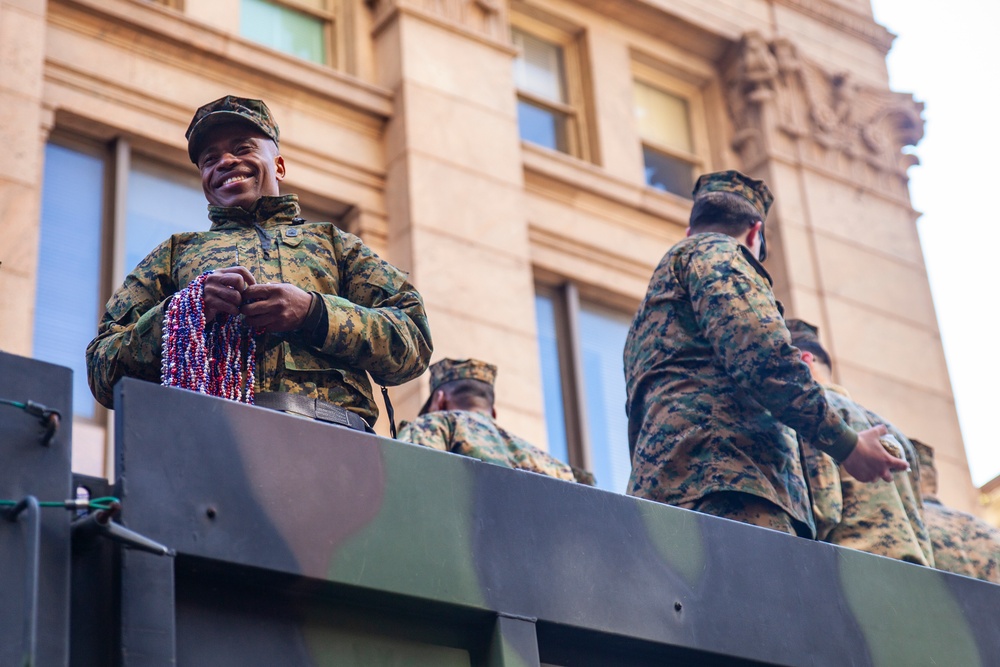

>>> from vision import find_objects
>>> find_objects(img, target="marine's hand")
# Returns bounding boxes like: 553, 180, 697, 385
239, 282, 313, 333
842, 424, 909, 483
203, 267, 256, 321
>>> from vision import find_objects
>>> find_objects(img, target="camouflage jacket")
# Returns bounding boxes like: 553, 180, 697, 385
86, 195, 432, 424
624, 233, 856, 532
398, 410, 577, 482
924, 499, 1000, 583
803, 385, 933, 565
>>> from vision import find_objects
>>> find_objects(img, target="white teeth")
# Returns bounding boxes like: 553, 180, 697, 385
223, 175, 249, 186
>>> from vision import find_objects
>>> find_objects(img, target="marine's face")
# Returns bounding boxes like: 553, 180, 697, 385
197, 123, 285, 210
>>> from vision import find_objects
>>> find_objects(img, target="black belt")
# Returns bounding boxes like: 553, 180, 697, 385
255, 392, 373, 434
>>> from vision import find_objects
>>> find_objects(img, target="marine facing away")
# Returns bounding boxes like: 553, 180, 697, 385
86, 95, 432, 425
624, 169, 907, 536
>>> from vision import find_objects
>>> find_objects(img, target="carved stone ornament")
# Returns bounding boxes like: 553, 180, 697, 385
368, 0, 507, 41
725, 32, 923, 193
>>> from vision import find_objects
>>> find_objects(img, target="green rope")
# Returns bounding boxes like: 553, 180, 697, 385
0, 398, 27, 410
0, 496, 120, 512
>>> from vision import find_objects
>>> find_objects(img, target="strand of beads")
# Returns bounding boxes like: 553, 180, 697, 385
161, 271, 257, 404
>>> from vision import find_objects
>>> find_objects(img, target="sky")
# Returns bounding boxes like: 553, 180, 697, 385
870, 0, 1000, 486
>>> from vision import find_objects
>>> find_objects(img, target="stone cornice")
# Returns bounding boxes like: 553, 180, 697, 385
368, 0, 515, 51
50, 0, 394, 120
773, 0, 896, 54
521, 143, 690, 236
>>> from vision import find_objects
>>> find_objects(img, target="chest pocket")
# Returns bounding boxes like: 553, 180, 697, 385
277, 228, 334, 291
174, 240, 241, 288
280, 228, 303, 247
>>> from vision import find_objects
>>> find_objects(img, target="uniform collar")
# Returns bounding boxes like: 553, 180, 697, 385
822, 383, 852, 398
738, 244, 773, 287
689, 232, 773, 286
208, 194, 300, 229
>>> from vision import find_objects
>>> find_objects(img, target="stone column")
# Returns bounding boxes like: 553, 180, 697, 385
0, 0, 49, 354
371, 0, 547, 443
725, 31, 979, 513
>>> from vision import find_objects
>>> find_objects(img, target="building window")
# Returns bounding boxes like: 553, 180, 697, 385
125, 156, 213, 277
535, 284, 632, 493
511, 17, 592, 160
35, 144, 108, 421
35, 138, 207, 421
632, 60, 709, 197
240, 0, 334, 66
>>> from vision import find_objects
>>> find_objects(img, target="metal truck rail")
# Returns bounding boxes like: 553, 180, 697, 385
2, 351, 997, 666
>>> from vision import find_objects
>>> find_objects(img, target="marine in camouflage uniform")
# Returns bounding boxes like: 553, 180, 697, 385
399, 359, 583, 483
788, 320, 932, 565
86, 96, 432, 425
912, 439, 1000, 583
625, 170, 906, 536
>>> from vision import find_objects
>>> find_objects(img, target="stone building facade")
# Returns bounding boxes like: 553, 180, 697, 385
0, 0, 980, 513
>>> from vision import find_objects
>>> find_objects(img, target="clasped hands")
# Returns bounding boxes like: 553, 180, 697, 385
202, 266, 312, 334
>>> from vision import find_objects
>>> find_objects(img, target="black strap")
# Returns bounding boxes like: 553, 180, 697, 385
255, 392, 373, 434
381, 386, 397, 439
796, 433, 818, 541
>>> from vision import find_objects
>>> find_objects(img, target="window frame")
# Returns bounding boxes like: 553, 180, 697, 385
632, 60, 711, 196
40, 134, 116, 423
536, 282, 591, 471
510, 13, 595, 162
535, 280, 638, 485
240, 0, 341, 68
37, 133, 209, 425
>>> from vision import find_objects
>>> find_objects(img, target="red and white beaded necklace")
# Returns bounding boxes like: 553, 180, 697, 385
161, 271, 257, 404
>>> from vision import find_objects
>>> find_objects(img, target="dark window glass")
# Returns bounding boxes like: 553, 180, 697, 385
34, 143, 106, 419
578, 303, 631, 493
642, 146, 693, 197
535, 294, 571, 465
518, 100, 567, 152
535, 291, 632, 492
125, 157, 207, 272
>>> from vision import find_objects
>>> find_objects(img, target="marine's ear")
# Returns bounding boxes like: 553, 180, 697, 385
428, 389, 447, 413
274, 154, 286, 182
744, 220, 763, 257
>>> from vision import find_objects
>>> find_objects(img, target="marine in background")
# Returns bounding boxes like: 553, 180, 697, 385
624, 169, 906, 537
399, 359, 592, 483
912, 439, 1000, 583
787, 319, 932, 565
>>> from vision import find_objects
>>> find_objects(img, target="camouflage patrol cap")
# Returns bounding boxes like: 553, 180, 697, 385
419, 358, 498, 415
429, 358, 497, 393
785, 319, 820, 346
186, 95, 280, 163
692, 170, 774, 220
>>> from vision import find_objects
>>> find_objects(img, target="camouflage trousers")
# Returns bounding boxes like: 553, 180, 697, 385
678, 492, 811, 538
